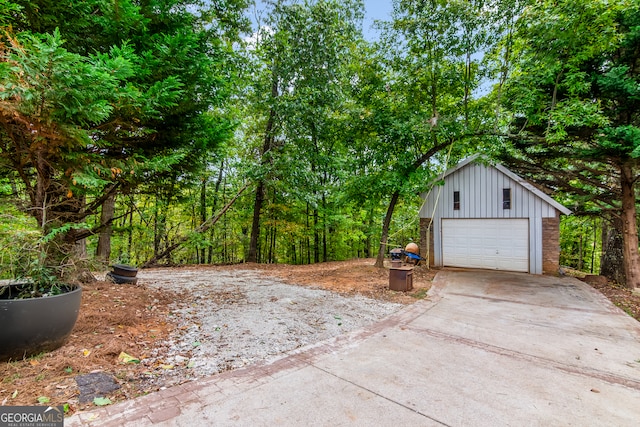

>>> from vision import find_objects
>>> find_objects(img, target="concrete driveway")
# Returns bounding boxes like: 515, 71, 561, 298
68, 270, 640, 426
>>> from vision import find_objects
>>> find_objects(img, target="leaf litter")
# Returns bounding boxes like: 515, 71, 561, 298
0, 259, 433, 413
2, 260, 638, 415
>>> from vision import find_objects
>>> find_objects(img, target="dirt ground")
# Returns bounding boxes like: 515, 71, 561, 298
581, 276, 640, 322
1, 259, 638, 415
0, 259, 433, 413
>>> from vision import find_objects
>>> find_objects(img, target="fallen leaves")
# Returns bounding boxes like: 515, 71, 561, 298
585, 279, 640, 321
93, 397, 112, 406
0, 280, 174, 412
117, 352, 140, 364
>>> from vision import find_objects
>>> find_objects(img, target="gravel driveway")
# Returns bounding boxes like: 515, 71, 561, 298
137, 268, 403, 386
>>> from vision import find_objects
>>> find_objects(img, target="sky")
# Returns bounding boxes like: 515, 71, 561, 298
251, 1, 395, 41
362, 1, 394, 40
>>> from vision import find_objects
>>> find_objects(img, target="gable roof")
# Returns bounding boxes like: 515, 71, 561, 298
435, 154, 572, 216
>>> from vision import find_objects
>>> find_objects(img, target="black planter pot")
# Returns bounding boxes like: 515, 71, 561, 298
111, 264, 138, 278
106, 272, 138, 285
0, 284, 82, 362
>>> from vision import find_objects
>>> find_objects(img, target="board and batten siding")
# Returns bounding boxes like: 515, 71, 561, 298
419, 161, 563, 274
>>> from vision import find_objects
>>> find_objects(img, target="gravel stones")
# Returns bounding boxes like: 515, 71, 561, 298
137, 268, 403, 384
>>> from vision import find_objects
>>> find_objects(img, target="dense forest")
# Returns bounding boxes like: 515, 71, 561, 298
0, 0, 639, 288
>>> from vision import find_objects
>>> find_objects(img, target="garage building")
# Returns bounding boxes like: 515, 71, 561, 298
419, 156, 572, 274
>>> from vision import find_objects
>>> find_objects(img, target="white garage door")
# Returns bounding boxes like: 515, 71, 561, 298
442, 219, 529, 272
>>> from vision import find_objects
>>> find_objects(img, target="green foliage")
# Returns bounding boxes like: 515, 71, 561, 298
235, 0, 368, 263
0, 211, 40, 280
499, 0, 640, 211
0, 203, 91, 295
1, 28, 118, 126
0, 241, 61, 297
1, 0, 627, 272
560, 216, 602, 273
0, 0, 21, 26
348, 0, 505, 198
496, 0, 640, 285
0, 0, 248, 277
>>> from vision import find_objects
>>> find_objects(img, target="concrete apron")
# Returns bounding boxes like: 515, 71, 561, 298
68, 270, 640, 426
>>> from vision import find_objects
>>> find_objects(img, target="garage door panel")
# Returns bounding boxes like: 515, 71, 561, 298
442, 219, 529, 273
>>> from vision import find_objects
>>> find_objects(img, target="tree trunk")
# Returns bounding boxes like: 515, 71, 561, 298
373, 141, 452, 268
247, 179, 264, 263
619, 162, 640, 289
73, 235, 87, 258
153, 196, 166, 256
591, 218, 598, 274
270, 224, 277, 263
577, 234, 583, 271
208, 161, 224, 264
306, 203, 311, 264
96, 192, 116, 263
127, 197, 134, 259
365, 208, 373, 258
142, 183, 248, 267
375, 191, 400, 268
313, 208, 320, 263
600, 217, 626, 285
199, 177, 207, 264
322, 193, 327, 262
262, 222, 269, 263
248, 76, 278, 263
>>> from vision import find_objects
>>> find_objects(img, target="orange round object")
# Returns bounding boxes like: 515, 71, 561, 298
404, 242, 419, 255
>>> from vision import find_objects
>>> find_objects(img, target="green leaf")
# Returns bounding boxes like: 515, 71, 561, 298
118, 351, 140, 364
93, 397, 112, 406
